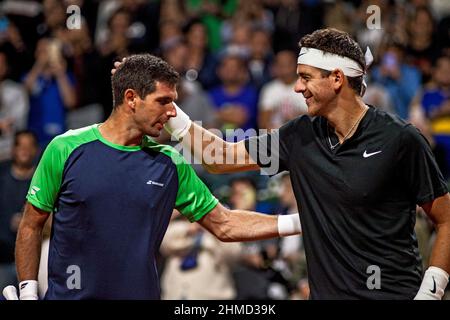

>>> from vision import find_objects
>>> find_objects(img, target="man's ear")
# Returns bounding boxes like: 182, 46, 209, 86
331, 69, 345, 91
124, 89, 138, 111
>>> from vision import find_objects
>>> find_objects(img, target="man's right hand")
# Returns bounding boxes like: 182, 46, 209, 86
3, 280, 39, 300
2, 286, 19, 300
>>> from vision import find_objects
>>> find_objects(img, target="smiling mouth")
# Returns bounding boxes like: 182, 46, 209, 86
304, 96, 313, 104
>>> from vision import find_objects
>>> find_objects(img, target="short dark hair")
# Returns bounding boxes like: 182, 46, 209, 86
111, 54, 180, 108
299, 28, 365, 95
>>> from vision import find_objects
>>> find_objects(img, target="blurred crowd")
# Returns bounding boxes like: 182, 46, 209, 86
0, 0, 449, 299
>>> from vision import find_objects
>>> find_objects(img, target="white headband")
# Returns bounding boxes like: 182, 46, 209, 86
297, 47, 374, 77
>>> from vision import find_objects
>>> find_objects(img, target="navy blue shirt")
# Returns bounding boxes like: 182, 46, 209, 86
27, 125, 218, 299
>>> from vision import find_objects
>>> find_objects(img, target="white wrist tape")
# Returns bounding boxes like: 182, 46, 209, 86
164, 102, 192, 140
414, 266, 449, 300
19, 280, 39, 300
3, 285, 19, 300
277, 214, 301, 237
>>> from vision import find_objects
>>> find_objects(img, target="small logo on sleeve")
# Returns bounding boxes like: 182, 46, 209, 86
146, 180, 164, 187
29, 186, 41, 196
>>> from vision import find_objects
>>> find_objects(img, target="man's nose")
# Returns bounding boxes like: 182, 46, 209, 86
294, 78, 306, 93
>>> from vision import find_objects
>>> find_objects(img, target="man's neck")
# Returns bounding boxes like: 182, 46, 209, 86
325, 95, 368, 142
99, 111, 143, 146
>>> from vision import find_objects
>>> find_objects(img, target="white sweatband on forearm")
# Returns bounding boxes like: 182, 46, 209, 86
3, 285, 19, 300
414, 266, 449, 300
19, 280, 39, 300
277, 214, 301, 237
164, 102, 192, 140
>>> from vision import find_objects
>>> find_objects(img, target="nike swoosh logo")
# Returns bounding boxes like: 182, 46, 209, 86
430, 276, 437, 294
363, 150, 382, 158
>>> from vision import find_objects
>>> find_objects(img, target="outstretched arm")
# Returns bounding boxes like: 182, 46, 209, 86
197, 202, 301, 242
181, 121, 260, 174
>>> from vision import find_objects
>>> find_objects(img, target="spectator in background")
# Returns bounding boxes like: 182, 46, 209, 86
209, 52, 258, 141
0, 131, 38, 290
54, 19, 104, 128
272, 0, 325, 52
160, 211, 241, 300
98, 8, 132, 58
406, 6, 440, 83
0, 51, 29, 161
277, 173, 307, 292
0, 17, 28, 81
248, 28, 273, 91
409, 55, 450, 178
95, 0, 160, 54
228, 177, 290, 300
371, 42, 421, 119
184, 19, 218, 90
258, 50, 307, 130
23, 38, 76, 147
40, 0, 67, 37
161, 39, 217, 131
96, 8, 133, 119
185, 0, 237, 52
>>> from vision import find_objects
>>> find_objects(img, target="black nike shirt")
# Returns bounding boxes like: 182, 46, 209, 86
245, 106, 448, 299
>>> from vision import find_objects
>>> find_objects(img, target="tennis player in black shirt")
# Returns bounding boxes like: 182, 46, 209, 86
133, 28, 449, 299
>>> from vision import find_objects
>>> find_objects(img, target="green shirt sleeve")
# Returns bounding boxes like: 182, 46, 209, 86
155, 143, 218, 222
27, 136, 68, 212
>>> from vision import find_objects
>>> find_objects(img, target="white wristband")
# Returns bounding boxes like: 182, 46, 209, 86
414, 266, 449, 300
2, 285, 19, 300
164, 102, 192, 140
19, 280, 39, 300
277, 214, 302, 237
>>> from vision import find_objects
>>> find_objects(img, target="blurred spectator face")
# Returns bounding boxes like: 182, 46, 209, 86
65, 20, 92, 55
109, 11, 131, 35
434, 57, 450, 88
273, 50, 297, 82
0, 52, 8, 80
232, 24, 251, 47
159, 20, 182, 45
44, 0, 66, 30
12, 133, 38, 168
230, 179, 257, 210
410, 8, 434, 37
218, 56, 248, 86
186, 22, 207, 49
163, 41, 188, 73
250, 30, 271, 59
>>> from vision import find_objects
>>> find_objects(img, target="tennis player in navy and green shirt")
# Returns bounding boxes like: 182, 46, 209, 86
8, 54, 301, 300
